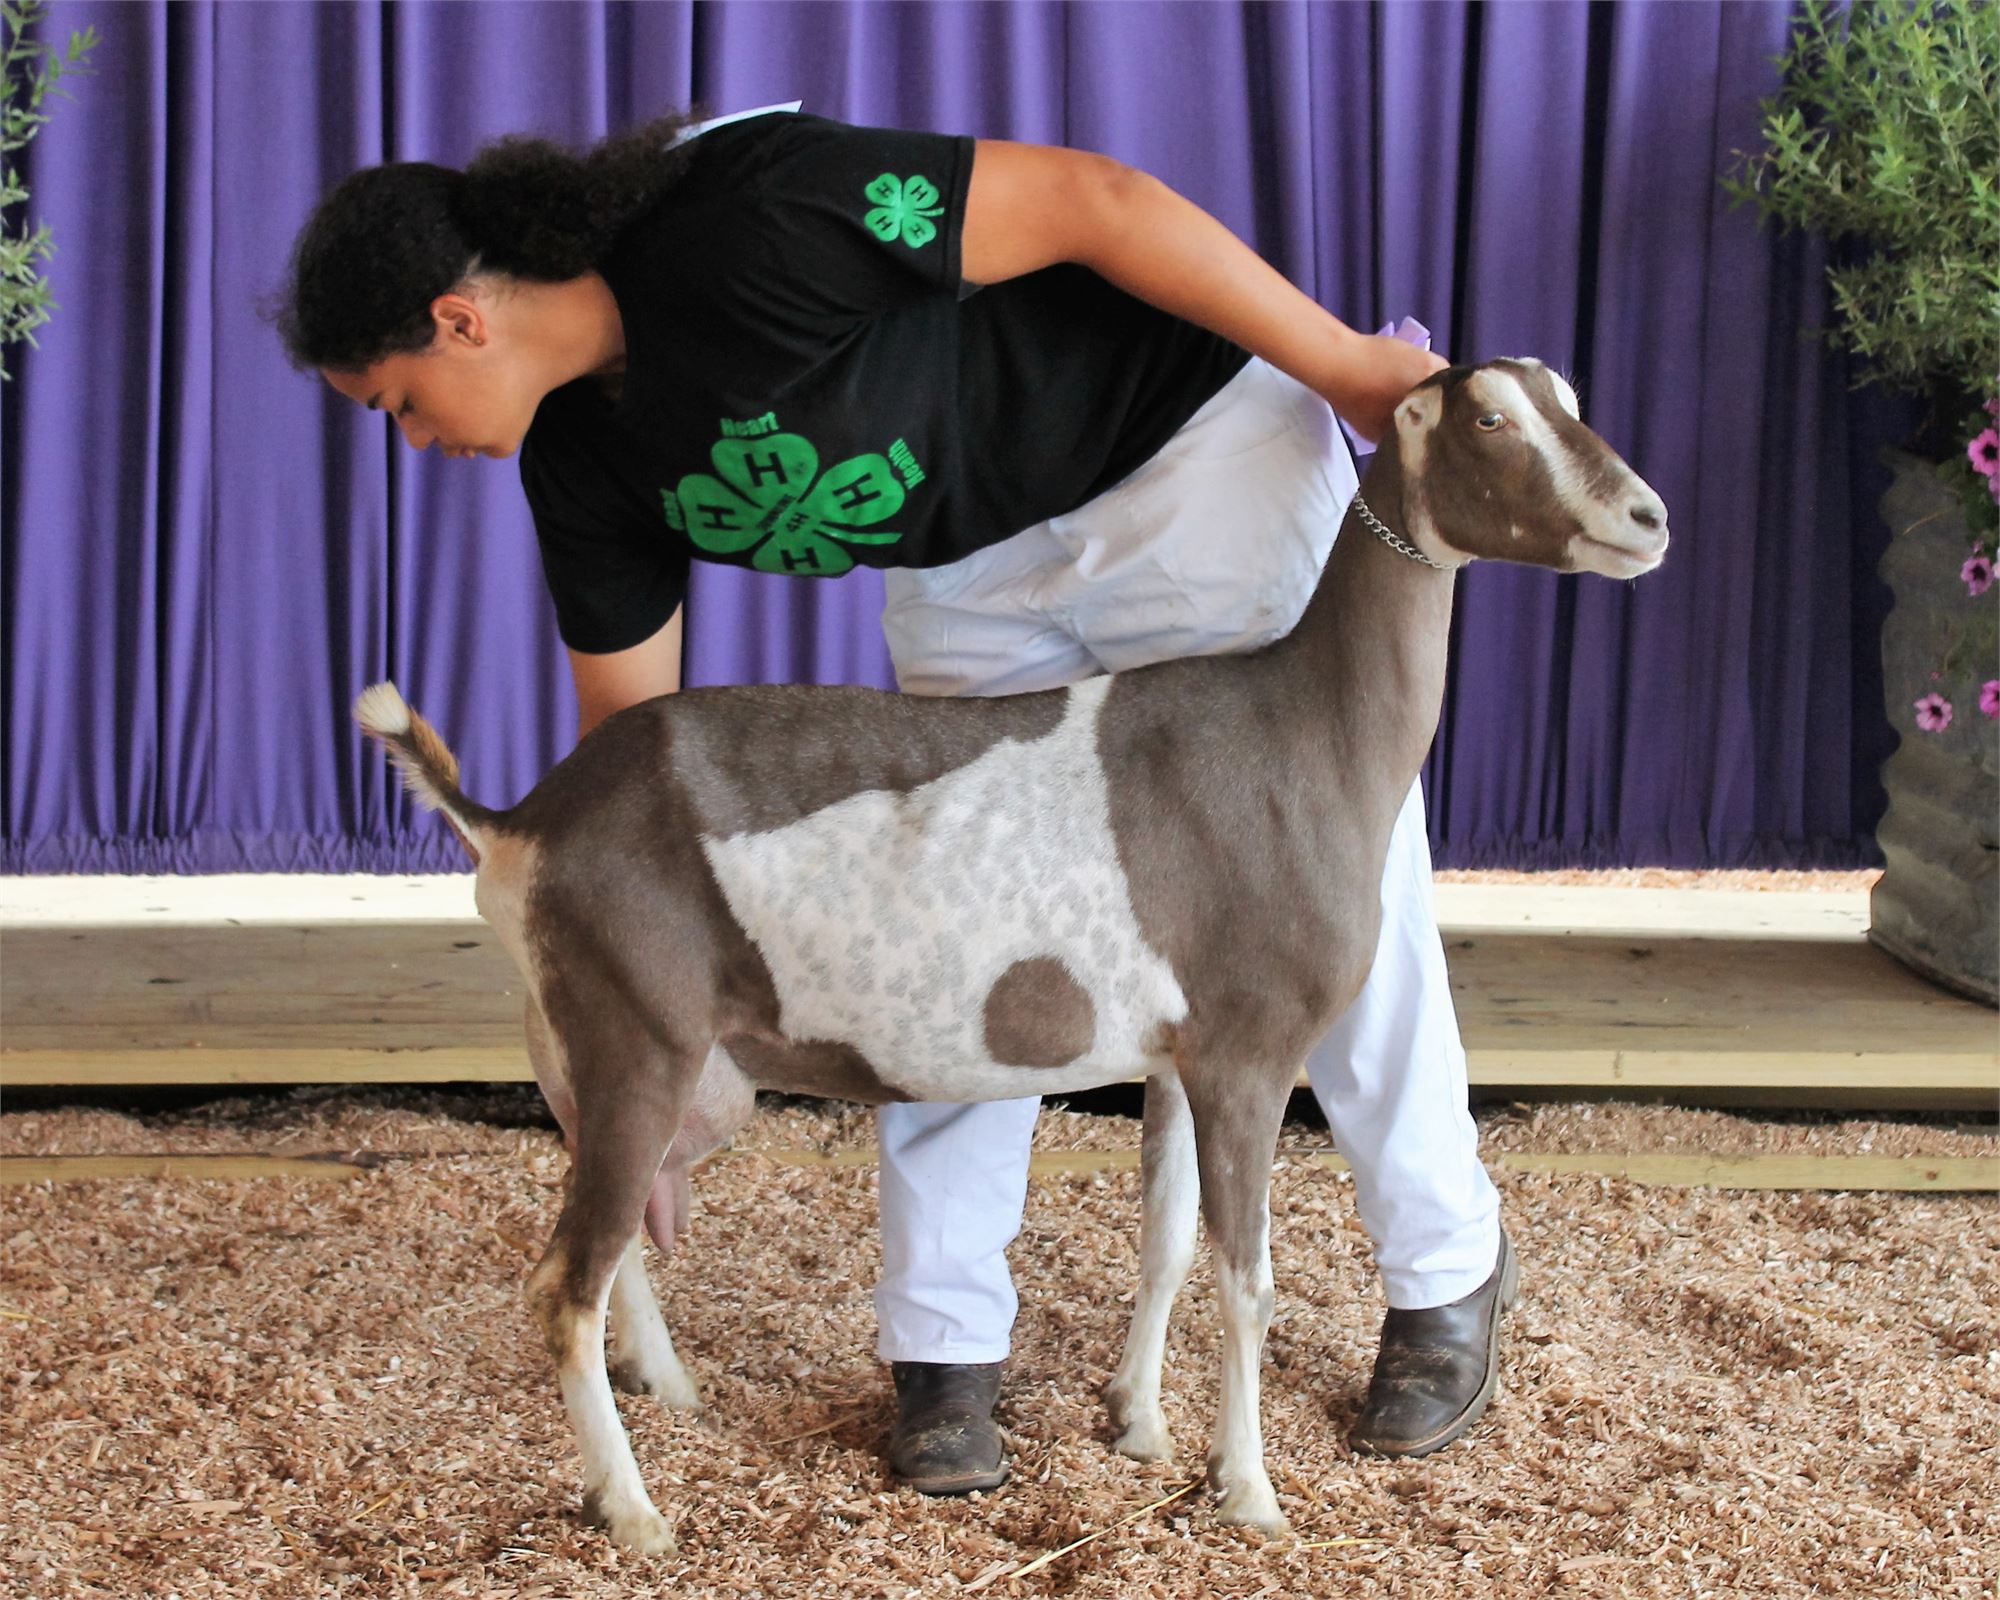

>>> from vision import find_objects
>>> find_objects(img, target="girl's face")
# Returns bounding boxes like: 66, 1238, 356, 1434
322, 290, 543, 460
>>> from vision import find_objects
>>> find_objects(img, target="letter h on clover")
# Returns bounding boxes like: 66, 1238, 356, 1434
664, 435, 906, 576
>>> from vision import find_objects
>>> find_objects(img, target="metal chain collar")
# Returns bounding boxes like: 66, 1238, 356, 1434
1351, 491, 1458, 572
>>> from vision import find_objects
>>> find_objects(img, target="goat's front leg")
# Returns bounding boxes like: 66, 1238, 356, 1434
1188, 1071, 1293, 1535
526, 1080, 693, 1555
1105, 1072, 1199, 1461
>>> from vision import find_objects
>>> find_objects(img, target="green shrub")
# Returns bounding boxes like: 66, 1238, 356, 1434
1725, 0, 1998, 736
2, 0, 99, 378
1722, 0, 1998, 419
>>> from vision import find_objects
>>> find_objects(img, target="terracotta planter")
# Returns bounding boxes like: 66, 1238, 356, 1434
1869, 449, 1999, 1006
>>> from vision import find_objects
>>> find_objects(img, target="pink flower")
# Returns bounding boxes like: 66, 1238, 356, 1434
1987, 396, 2000, 418
1972, 429, 2000, 479
1914, 693, 1954, 731
1983, 681, 2000, 719
1965, 551, 1996, 595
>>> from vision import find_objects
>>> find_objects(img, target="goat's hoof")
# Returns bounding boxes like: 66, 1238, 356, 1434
583, 1491, 678, 1555
1102, 1378, 1140, 1430
1111, 1411, 1174, 1463
609, 1355, 701, 1411
607, 1509, 678, 1555
1211, 1475, 1288, 1536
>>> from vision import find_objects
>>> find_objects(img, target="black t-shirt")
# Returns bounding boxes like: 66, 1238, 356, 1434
519, 111, 1251, 654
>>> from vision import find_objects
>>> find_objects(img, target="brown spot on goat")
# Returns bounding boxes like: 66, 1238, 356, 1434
983, 957, 1095, 1068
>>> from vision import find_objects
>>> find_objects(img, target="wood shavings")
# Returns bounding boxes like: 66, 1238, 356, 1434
0, 1088, 1993, 1598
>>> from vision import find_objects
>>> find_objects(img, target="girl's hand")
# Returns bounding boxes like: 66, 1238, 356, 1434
1322, 333, 1449, 446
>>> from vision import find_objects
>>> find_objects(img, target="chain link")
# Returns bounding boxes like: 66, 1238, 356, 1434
1351, 492, 1458, 572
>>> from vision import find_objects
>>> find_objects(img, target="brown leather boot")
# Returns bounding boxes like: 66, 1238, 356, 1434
1349, 1230, 1520, 1458
887, 1361, 1009, 1494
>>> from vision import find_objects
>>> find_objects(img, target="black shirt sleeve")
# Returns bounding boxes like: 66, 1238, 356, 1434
518, 383, 689, 654
744, 113, 976, 326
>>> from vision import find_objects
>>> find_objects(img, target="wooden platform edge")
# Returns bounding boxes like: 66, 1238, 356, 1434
2, 1147, 1993, 1193
5, 1046, 1993, 1097
0, 1049, 539, 1086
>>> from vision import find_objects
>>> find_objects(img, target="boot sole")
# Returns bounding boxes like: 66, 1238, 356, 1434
1351, 1232, 1520, 1460
897, 1463, 1012, 1496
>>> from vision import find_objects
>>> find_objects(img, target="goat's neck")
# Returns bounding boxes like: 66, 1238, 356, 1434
1272, 436, 1458, 823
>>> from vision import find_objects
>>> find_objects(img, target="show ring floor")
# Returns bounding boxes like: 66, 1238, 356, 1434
0, 1092, 1995, 1599
1, 870, 1995, 1596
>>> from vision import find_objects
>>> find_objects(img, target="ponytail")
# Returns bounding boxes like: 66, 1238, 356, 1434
274, 109, 698, 372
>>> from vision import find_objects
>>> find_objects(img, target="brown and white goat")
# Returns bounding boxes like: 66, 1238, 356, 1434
355, 358, 1667, 1553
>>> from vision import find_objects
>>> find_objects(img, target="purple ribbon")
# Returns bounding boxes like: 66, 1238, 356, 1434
1340, 316, 1433, 461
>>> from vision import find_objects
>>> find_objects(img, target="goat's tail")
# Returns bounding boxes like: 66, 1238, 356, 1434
352, 682, 499, 866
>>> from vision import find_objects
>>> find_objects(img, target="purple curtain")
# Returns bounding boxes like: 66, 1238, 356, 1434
1, 0, 1904, 874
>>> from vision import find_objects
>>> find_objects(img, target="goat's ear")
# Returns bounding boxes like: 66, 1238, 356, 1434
1396, 387, 1443, 436
1550, 371, 1582, 422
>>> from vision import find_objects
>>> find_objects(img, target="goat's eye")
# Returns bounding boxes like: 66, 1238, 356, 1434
1476, 411, 1507, 432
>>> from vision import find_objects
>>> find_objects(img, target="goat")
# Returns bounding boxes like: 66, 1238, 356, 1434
354, 357, 1667, 1553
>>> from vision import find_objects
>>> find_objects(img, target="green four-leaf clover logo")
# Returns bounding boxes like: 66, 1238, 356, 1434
864, 172, 943, 250
662, 434, 906, 577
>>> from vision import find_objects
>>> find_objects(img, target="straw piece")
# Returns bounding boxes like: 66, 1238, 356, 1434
353, 1478, 414, 1521
766, 1407, 871, 1447
963, 1479, 1200, 1590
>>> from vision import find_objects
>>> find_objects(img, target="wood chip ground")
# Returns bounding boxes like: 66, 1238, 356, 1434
2, 1088, 1994, 1598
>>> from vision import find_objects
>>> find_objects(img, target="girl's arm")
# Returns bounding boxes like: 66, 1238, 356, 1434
568, 607, 684, 740
960, 141, 1442, 444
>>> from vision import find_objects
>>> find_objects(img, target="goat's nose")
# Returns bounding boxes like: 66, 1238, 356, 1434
1628, 499, 1665, 531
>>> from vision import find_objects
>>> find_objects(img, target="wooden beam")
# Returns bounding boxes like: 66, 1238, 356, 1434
739, 1146, 2000, 1192
1462, 1050, 1996, 1091
4, 1043, 1990, 1099
0, 1048, 533, 1086
0, 872, 1877, 938
3, 924, 1994, 1103
2, 1146, 1991, 1192
1480, 1151, 1998, 1191
0, 923, 524, 1051
0, 1152, 396, 1184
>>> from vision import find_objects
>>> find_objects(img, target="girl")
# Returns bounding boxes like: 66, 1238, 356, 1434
279, 104, 1511, 1495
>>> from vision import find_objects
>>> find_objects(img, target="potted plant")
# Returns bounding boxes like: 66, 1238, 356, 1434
1724, 0, 1999, 1004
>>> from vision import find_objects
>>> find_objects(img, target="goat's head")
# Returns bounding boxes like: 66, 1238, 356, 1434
1385, 358, 1669, 580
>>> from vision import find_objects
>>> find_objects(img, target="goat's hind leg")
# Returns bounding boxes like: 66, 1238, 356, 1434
1188, 1068, 1294, 1535
526, 1060, 699, 1555
609, 1044, 753, 1406
527, 994, 700, 1412
1105, 1072, 1199, 1461
606, 1231, 700, 1409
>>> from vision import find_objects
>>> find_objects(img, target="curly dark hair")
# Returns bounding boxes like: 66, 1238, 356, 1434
273, 109, 699, 372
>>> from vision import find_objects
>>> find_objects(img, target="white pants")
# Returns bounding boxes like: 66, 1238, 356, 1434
871, 357, 1502, 1362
